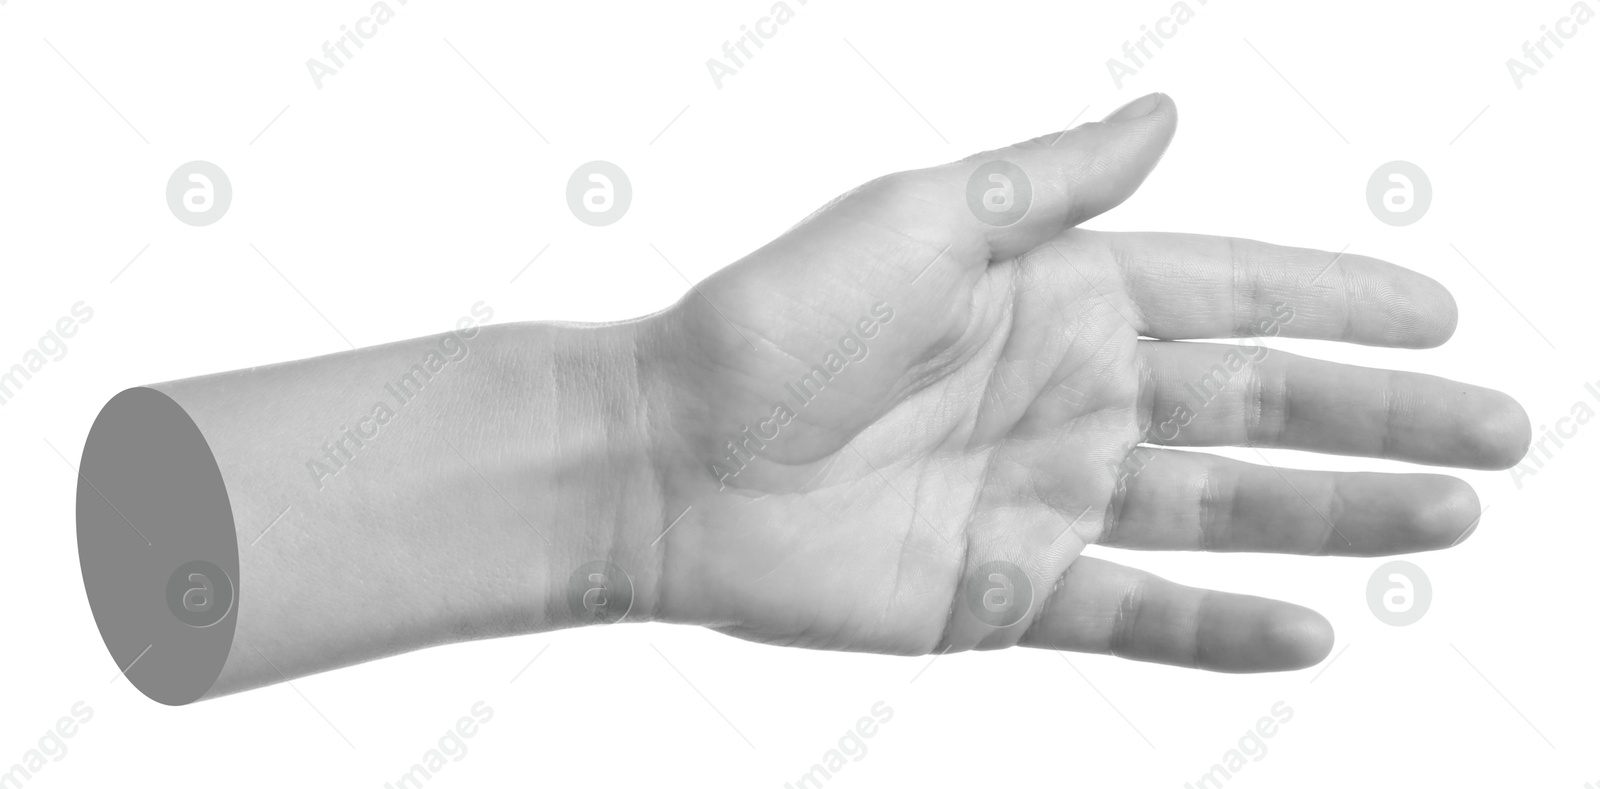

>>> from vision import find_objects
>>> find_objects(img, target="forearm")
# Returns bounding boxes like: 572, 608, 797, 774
79, 314, 666, 702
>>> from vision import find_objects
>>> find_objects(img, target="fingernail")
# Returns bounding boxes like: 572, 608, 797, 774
1104, 92, 1162, 122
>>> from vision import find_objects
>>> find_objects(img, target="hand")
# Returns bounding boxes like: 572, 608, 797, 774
636, 92, 1531, 671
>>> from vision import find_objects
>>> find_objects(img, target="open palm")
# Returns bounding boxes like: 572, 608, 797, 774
639, 94, 1529, 671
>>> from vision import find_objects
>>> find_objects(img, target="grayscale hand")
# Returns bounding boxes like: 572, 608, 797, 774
637, 92, 1531, 670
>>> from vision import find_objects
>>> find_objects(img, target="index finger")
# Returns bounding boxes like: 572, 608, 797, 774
1081, 231, 1460, 347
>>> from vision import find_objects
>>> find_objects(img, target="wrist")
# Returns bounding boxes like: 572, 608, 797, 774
488, 318, 669, 630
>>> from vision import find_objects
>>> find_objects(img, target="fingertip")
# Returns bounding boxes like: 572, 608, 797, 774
1414, 277, 1459, 348
1146, 92, 1178, 131
1126, 94, 1179, 164
1449, 486, 1486, 547
1104, 92, 1159, 122
1436, 284, 1460, 346
1471, 390, 1534, 470
1378, 265, 1459, 348
1200, 595, 1333, 672
966, 94, 1180, 263
1153, 91, 1175, 116
1112, 91, 1178, 158
1262, 604, 1335, 672
1411, 475, 1482, 549
1103, 91, 1177, 127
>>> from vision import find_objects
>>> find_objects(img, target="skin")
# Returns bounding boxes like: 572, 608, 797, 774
166, 93, 1530, 697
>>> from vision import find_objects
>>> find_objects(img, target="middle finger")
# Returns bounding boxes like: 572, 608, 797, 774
1137, 340, 1530, 469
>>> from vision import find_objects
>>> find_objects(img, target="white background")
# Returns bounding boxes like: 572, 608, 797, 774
2, 0, 1596, 786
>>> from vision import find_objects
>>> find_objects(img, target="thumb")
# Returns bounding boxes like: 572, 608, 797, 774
947, 91, 1177, 263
